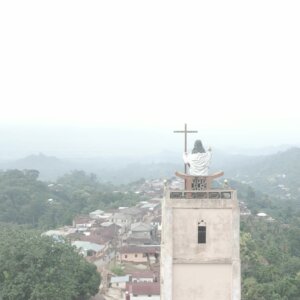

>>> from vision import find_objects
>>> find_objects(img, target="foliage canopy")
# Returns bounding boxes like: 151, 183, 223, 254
0, 226, 100, 300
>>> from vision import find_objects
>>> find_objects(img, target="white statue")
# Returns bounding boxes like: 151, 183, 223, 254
183, 140, 212, 176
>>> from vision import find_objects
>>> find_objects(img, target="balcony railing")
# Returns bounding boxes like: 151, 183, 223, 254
169, 190, 233, 200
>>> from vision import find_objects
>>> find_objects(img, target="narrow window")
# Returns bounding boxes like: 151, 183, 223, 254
198, 221, 206, 244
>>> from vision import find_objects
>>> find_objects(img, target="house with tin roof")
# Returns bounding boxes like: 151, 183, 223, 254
129, 270, 158, 283
117, 245, 160, 264
72, 241, 105, 257
110, 275, 130, 289
125, 282, 160, 299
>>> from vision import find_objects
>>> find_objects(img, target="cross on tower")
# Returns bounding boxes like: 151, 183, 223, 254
174, 123, 198, 174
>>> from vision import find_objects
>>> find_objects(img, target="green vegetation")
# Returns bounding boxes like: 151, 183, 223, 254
233, 177, 300, 299
0, 225, 100, 300
0, 169, 141, 229
1, 147, 300, 299
0, 169, 140, 299
230, 179, 300, 224
110, 265, 125, 276
241, 217, 300, 299
225, 148, 300, 200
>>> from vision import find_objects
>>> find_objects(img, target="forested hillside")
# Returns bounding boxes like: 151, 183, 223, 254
1, 148, 300, 299
236, 180, 300, 299
222, 148, 300, 199
0, 225, 100, 300
1, 148, 299, 188
0, 169, 141, 229
241, 216, 300, 299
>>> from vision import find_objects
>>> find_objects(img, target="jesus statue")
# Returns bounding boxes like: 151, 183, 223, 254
183, 140, 212, 176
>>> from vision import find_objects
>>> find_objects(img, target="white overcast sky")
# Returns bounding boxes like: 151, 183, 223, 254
0, 1, 299, 155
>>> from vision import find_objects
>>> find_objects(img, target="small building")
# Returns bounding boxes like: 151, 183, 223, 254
126, 282, 160, 299
125, 222, 158, 245
42, 227, 75, 238
79, 233, 110, 252
110, 275, 130, 289
111, 213, 132, 228
89, 209, 105, 219
118, 246, 160, 264
131, 222, 155, 239
121, 207, 145, 223
73, 215, 95, 228
72, 241, 105, 257
125, 236, 157, 246
130, 271, 157, 283
93, 223, 123, 239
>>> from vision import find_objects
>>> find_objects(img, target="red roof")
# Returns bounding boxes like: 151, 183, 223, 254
120, 245, 160, 254
129, 271, 155, 279
126, 283, 160, 295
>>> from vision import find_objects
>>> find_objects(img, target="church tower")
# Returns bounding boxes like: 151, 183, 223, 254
160, 172, 241, 300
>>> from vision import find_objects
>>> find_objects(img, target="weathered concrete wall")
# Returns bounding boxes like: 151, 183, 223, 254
161, 189, 241, 300
160, 187, 173, 300
232, 196, 241, 300
173, 264, 232, 300
120, 253, 148, 263
173, 208, 233, 261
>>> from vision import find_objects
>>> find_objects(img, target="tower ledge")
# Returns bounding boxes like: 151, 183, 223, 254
161, 170, 241, 300
175, 171, 224, 191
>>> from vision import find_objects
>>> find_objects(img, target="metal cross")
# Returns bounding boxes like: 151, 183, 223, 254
174, 123, 198, 174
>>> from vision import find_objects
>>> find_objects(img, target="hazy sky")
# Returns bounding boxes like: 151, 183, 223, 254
0, 1, 299, 157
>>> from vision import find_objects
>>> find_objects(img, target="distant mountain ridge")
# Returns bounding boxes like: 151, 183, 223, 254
220, 147, 300, 177
0, 148, 299, 195
0, 153, 73, 180
221, 147, 300, 198
14, 153, 63, 166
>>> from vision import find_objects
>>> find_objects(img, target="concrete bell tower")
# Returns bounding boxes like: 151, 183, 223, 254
160, 172, 241, 300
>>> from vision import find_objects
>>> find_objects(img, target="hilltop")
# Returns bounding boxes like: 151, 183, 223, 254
221, 147, 300, 198
0, 148, 299, 193
0, 153, 73, 180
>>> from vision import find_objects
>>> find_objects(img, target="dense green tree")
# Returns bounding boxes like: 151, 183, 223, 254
1, 167, 300, 299
0, 169, 141, 229
241, 216, 300, 299
0, 226, 100, 300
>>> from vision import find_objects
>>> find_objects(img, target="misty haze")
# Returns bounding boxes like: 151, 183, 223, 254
0, 124, 298, 183
1, 1, 300, 300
